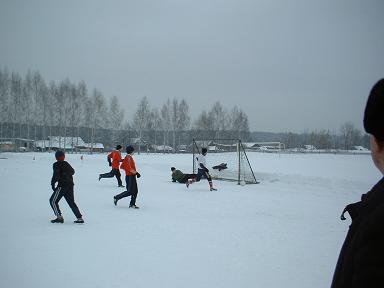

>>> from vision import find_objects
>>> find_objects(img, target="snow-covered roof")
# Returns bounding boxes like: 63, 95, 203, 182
130, 138, 148, 145
83, 143, 104, 149
208, 145, 221, 151
151, 145, 174, 151
304, 145, 317, 150
35, 139, 74, 149
242, 142, 258, 148
353, 146, 369, 151
34, 136, 95, 149
48, 136, 86, 146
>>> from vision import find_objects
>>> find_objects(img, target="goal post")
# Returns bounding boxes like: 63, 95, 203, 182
192, 138, 259, 184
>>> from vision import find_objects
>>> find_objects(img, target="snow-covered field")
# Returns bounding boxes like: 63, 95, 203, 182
0, 151, 381, 288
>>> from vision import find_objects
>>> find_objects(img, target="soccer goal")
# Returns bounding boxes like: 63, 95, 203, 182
192, 138, 259, 184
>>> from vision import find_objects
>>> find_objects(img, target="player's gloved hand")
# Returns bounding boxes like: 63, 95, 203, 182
109, 162, 112, 167
51, 184, 56, 191
136, 172, 141, 178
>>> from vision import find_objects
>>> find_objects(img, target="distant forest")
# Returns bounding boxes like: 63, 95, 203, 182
0, 68, 369, 151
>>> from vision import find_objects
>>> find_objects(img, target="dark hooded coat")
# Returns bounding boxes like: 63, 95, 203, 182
331, 177, 384, 288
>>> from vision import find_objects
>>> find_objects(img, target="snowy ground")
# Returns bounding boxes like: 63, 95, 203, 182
0, 151, 381, 288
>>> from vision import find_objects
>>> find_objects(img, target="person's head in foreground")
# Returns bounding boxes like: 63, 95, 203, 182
364, 79, 384, 174
331, 79, 384, 288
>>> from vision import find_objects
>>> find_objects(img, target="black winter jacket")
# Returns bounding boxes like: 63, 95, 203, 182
331, 177, 384, 288
51, 160, 75, 187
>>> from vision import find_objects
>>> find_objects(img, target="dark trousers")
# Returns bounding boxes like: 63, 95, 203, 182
114, 175, 138, 206
196, 169, 212, 182
49, 185, 82, 218
180, 173, 197, 183
100, 168, 122, 186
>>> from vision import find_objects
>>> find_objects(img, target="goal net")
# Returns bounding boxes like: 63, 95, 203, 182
192, 138, 259, 184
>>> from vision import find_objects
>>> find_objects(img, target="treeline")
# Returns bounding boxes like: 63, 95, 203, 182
252, 123, 369, 150
0, 68, 250, 150
0, 68, 369, 151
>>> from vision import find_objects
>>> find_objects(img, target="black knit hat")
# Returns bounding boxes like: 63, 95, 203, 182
55, 150, 65, 160
201, 147, 208, 154
126, 145, 135, 154
171, 167, 176, 171
364, 79, 384, 141
116, 145, 122, 150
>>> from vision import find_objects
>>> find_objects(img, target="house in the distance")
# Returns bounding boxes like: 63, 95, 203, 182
353, 146, 369, 151
79, 143, 104, 153
0, 138, 34, 152
150, 144, 174, 153
129, 137, 149, 152
34, 136, 104, 153
0, 141, 15, 152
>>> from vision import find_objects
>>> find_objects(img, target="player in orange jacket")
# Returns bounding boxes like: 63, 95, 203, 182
99, 145, 124, 187
113, 145, 141, 208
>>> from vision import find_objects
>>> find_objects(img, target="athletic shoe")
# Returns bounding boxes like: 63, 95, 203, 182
129, 204, 139, 209
113, 197, 118, 206
74, 218, 84, 224
51, 216, 64, 223
210, 187, 217, 191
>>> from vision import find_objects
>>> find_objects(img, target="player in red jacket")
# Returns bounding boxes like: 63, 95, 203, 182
113, 145, 141, 208
99, 145, 124, 187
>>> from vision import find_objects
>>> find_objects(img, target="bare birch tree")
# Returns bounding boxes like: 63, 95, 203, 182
177, 99, 190, 147
149, 108, 162, 146
21, 71, 34, 140
229, 106, 249, 139
10, 73, 23, 143
170, 99, 179, 150
90, 89, 108, 153
133, 96, 151, 154
340, 122, 361, 150
109, 95, 124, 145
75, 81, 88, 148
168, 98, 191, 150
46, 81, 58, 147
209, 101, 227, 139
0, 69, 10, 139
194, 110, 213, 139
31, 71, 46, 143
160, 99, 171, 150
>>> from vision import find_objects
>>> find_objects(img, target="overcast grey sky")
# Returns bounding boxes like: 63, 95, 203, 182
1, 0, 383, 132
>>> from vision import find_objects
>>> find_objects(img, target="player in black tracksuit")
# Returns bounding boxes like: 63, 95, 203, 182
49, 150, 84, 224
